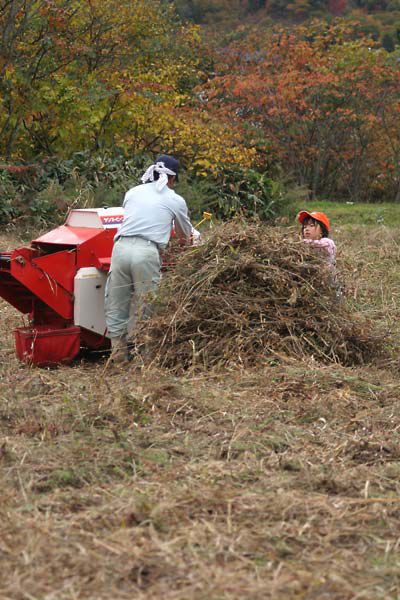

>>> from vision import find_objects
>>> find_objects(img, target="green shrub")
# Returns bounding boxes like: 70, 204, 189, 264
0, 154, 293, 227
0, 170, 22, 224
39, 151, 147, 210
29, 181, 69, 226
0, 152, 150, 226
180, 167, 294, 222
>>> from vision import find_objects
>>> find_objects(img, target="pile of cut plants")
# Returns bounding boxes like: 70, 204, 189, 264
134, 219, 385, 371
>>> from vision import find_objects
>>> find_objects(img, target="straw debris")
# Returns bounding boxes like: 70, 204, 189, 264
136, 220, 384, 370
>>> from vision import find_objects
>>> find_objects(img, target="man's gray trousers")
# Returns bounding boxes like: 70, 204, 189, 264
105, 236, 161, 339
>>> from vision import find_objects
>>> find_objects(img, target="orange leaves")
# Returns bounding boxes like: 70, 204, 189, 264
328, 0, 347, 15
202, 20, 400, 199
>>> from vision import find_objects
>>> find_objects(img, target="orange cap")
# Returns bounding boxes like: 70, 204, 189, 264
297, 210, 330, 233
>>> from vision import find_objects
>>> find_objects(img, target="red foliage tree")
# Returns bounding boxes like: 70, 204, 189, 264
203, 22, 400, 200
328, 0, 347, 16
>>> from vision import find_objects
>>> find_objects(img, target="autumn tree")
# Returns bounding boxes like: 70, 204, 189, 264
203, 21, 400, 200
328, 0, 347, 15
0, 0, 252, 175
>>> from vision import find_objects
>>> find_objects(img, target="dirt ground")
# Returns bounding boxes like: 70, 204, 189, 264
1, 225, 400, 600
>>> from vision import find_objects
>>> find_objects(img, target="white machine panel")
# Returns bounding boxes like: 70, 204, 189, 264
67, 207, 124, 229
74, 267, 109, 337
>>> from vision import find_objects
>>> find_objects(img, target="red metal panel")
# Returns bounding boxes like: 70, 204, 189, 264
33, 225, 103, 247
15, 325, 81, 367
76, 229, 115, 269
32, 249, 76, 293
97, 257, 111, 271
11, 248, 73, 319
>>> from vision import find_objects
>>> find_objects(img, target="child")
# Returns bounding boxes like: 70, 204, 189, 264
297, 210, 336, 267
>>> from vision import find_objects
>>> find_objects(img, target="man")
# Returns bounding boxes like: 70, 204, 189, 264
105, 154, 194, 361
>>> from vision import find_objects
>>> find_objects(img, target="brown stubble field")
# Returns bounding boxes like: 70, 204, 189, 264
1, 224, 400, 600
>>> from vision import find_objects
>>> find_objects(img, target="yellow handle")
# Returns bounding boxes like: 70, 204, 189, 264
195, 211, 212, 228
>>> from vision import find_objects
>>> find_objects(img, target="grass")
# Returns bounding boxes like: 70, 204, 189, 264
1, 217, 400, 599
295, 199, 400, 227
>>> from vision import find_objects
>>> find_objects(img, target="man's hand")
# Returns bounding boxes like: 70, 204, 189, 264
191, 228, 202, 246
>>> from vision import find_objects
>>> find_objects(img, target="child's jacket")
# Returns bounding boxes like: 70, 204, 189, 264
303, 237, 336, 266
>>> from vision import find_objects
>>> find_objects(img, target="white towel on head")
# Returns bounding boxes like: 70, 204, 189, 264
141, 161, 176, 191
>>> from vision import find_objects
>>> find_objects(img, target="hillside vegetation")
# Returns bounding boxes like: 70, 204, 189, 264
1, 0, 400, 229
1, 215, 400, 599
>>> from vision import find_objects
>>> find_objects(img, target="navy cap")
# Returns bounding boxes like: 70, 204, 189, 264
156, 154, 179, 181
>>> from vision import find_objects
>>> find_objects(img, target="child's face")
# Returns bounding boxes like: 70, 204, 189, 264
302, 218, 323, 240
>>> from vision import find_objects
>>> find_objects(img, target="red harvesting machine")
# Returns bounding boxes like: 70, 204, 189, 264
0, 208, 124, 367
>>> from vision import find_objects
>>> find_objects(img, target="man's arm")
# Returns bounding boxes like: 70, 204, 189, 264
174, 198, 193, 240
